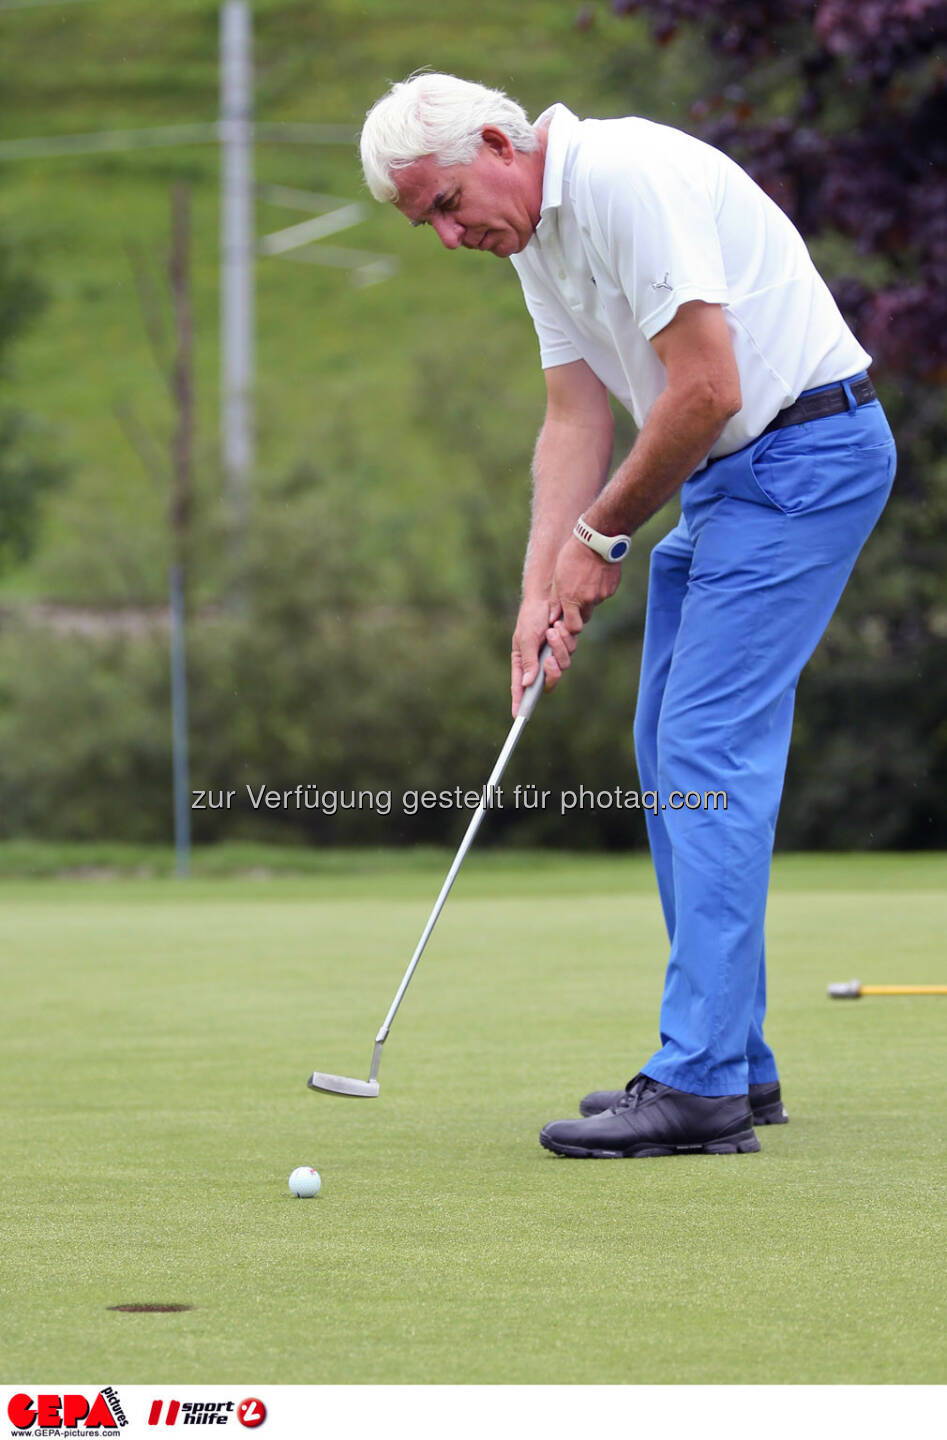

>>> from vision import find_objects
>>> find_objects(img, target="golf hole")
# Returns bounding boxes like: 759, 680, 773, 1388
107, 1303, 194, 1313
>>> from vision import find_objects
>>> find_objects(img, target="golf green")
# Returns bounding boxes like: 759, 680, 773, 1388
2, 852, 944, 1384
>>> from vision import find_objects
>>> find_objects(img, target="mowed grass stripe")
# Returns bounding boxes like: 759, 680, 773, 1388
1, 855, 944, 1382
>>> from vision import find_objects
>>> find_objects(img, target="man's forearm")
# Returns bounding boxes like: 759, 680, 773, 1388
584, 381, 737, 537
523, 414, 614, 600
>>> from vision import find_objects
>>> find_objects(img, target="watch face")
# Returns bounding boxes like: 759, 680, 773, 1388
608, 538, 630, 562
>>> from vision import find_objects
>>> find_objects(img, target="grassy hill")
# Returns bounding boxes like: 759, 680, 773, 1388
0, 0, 705, 604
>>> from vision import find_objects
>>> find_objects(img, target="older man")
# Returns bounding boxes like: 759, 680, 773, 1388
359, 74, 896, 1159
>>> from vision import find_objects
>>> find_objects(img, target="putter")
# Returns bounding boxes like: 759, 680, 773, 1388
308, 644, 553, 1098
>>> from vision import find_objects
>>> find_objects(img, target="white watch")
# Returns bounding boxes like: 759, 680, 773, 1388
573, 514, 632, 563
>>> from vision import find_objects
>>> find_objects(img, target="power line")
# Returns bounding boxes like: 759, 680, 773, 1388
0, 0, 97, 12
0, 121, 355, 162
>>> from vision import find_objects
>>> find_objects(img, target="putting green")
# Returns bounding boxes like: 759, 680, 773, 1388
1, 852, 944, 1384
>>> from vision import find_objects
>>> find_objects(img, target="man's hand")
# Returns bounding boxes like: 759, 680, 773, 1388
511, 595, 558, 717
545, 535, 622, 689
511, 537, 622, 713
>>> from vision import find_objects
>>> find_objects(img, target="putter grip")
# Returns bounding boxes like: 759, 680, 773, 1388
518, 643, 552, 722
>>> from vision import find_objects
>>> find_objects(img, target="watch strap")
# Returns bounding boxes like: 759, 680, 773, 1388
573, 515, 631, 563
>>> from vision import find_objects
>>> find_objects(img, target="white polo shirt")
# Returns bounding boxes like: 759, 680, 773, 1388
510, 105, 871, 460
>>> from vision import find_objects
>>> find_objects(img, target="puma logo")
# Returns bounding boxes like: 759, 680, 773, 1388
650, 271, 672, 291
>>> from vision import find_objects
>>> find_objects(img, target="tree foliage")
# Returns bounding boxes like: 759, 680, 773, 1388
612, 0, 947, 378
0, 243, 66, 574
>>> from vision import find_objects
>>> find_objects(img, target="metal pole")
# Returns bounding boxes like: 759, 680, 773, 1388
169, 563, 191, 878
220, 0, 254, 547
168, 185, 194, 879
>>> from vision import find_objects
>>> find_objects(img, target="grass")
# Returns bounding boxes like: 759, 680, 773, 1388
1, 849, 945, 1383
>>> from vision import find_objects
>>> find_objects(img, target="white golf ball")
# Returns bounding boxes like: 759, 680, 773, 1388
288, 1166, 322, 1198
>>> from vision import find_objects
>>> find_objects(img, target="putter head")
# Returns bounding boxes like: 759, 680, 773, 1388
827, 979, 861, 999
307, 1070, 380, 1098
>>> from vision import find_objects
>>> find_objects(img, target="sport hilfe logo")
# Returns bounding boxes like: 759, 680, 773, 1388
8, 1390, 127, 1430
147, 1399, 266, 1428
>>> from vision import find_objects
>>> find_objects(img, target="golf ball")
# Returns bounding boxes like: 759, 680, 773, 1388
288, 1166, 322, 1198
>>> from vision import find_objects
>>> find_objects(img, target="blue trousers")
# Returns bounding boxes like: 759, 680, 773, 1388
635, 380, 896, 1096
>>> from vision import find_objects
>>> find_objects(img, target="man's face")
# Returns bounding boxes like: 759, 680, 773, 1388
393, 128, 541, 258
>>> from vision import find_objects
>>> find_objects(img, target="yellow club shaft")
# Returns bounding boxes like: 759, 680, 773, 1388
860, 984, 947, 996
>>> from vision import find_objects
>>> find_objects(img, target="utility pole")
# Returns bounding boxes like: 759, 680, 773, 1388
219, 0, 254, 551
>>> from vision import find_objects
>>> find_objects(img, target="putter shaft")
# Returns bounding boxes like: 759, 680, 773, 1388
368, 646, 552, 1080
308, 646, 553, 1097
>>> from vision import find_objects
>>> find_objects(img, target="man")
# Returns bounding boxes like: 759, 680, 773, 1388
359, 73, 896, 1159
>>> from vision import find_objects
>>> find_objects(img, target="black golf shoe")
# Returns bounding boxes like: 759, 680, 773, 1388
540, 1074, 761, 1158
579, 1078, 789, 1125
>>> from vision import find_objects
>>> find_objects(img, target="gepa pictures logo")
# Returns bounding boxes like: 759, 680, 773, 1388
8, 1389, 127, 1431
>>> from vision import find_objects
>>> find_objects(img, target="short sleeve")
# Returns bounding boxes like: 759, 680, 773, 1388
585, 141, 729, 341
512, 262, 581, 370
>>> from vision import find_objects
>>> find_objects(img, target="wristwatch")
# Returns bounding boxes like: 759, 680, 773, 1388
573, 514, 632, 563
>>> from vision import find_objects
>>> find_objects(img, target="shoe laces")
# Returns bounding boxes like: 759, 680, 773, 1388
614, 1073, 659, 1110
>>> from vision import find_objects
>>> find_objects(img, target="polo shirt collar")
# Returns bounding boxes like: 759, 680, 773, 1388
535, 102, 579, 219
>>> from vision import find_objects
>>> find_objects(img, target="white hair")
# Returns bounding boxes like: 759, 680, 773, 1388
359, 71, 538, 203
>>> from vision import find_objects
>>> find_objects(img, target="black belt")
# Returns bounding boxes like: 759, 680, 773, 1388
762, 376, 876, 435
